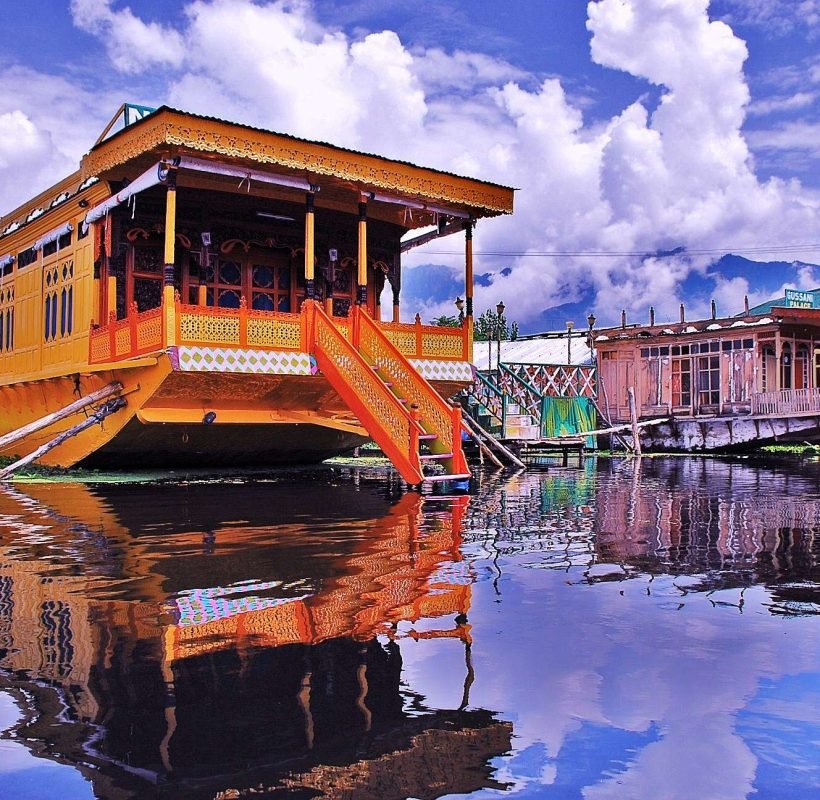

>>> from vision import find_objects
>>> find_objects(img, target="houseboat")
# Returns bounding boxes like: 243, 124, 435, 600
0, 105, 514, 482
594, 302, 820, 450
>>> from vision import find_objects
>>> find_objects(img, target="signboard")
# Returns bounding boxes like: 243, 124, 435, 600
784, 289, 819, 308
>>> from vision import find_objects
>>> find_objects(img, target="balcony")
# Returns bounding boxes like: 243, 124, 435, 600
88, 300, 470, 365
751, 387, 820, 417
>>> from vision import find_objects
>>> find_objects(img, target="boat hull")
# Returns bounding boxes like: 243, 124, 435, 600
79, 416, 367, 468
0, 351, 467, 468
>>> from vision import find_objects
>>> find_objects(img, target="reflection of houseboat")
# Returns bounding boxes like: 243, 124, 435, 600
0, 105, 514, 482
0, 482, 509, 797
594, 304, 820, 449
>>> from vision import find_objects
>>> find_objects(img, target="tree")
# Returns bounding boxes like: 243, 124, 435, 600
429, 314, 462, 327
474, 307, 518, 341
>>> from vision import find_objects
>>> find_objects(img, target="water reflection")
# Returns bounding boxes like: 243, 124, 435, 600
0, 477, 510, 799
0, 458, 819, 799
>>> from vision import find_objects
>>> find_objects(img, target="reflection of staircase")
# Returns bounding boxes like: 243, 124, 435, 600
306, 301, 470, 486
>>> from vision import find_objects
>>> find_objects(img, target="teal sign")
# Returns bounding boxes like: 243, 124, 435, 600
784, 289, 819, 308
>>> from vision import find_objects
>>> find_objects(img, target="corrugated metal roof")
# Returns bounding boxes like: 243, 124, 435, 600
473, 333, 594, 370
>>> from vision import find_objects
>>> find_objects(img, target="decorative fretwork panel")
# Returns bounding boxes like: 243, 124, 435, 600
88, 306, 164, 364
379, 319, 467, 360
179, 307, 241, 344
246, 313, 301, 349
89, 330, 112, 362
421, 331, 464, 359
382, 327, 417, 355
135, 307, 164, 350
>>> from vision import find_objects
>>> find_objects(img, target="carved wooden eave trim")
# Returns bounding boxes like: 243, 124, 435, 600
81, 110, 515, 216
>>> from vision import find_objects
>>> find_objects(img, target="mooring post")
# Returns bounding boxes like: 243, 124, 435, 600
627, 386, 642, 456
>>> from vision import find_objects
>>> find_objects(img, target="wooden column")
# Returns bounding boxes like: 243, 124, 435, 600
465, 222, 474, 362
106, 276, 117, 322
392, 250, 401, 322
163, 169, 178, 346
325, 252, 335, 316
197, 237, 210, 306
305, 192, 316, 300
357, 195, 368, 305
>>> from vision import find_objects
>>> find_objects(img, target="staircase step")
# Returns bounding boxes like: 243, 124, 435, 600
505, 422, 541, 436
423, 473, 472, 483
420, 452, 453, 460
505, 414, 535, 426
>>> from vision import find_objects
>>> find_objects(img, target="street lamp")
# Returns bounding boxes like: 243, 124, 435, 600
587, 312, 596, 360
455, 296, 465, 324
566, 320, 574, 365
496, 301, 505, 374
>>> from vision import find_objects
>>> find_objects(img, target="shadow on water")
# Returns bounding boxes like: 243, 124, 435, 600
0, 457, 819, 799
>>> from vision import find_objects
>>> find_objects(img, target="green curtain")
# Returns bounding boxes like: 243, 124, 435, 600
541, 397, 597, 449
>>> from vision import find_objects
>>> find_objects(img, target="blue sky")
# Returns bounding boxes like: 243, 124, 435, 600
1, 0, 819, 330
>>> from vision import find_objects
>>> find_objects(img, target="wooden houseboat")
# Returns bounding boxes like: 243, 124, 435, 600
594, 304, 820, 450
0, 105, 514, 482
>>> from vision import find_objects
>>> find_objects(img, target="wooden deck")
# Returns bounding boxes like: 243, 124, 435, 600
751, 387, 820, 416
509, 436, 587, 467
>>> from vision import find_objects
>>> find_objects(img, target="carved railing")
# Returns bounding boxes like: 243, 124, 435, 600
307, 301, 424, 484
354, 307, 468, 475
379, 316, 469, 360
506, 362, 596, 398
751, 387, 820, 416
88, 298, 467, 366
177, 301, 304, 350
88, 304, 164, 364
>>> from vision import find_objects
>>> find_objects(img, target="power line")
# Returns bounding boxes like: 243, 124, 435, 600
419, 243, 820, 258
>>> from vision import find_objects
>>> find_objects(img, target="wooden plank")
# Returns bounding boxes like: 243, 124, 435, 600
0, 398, 127, 479
550, 416, 669, 439
461, 417, 504, 468
461, 409, 526, 468
0, 381, 123, 453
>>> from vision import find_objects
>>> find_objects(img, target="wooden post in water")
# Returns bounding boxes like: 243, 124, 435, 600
627, 386, 642, 456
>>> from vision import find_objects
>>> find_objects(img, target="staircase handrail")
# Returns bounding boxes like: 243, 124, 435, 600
498, 363, 543, 421
471, 370, 504, 416
354, 307, 468, 475
307, 301, 424, 484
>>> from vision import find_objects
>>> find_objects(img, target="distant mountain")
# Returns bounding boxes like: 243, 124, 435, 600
400, 255, 820, 335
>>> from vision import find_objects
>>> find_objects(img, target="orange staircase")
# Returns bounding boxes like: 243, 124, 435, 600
304, 301, 470, 486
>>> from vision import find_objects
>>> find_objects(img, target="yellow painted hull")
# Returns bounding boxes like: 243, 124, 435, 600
0, 356, 375, 468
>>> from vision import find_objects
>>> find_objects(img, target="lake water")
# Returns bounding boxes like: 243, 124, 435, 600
0, 457, 818, 799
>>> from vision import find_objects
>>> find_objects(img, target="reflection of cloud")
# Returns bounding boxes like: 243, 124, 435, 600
404, 465, 820, 799
584, 717, 756, 800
